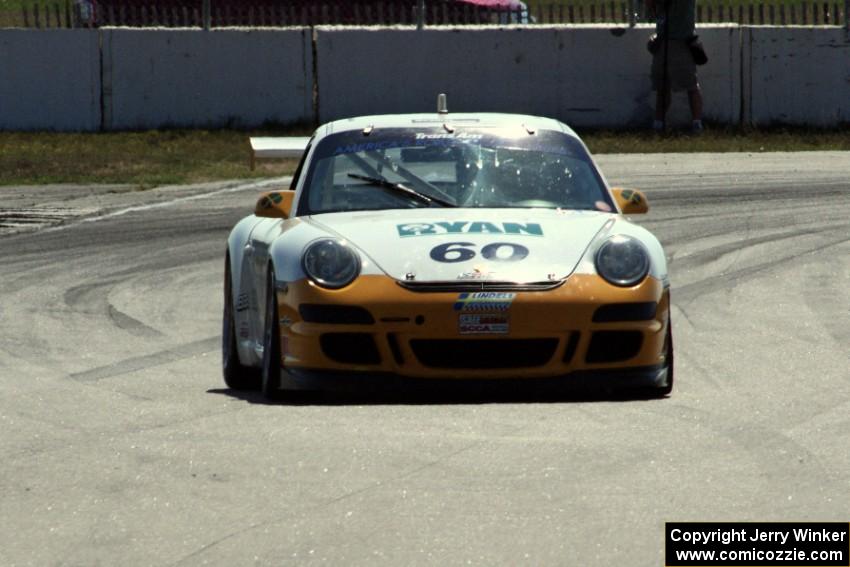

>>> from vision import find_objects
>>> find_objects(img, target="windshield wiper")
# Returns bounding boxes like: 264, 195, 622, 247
347, 173, 456, 208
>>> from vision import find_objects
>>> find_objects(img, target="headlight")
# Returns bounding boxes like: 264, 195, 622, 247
595, 235, 650, 287
302, 238, 361, 289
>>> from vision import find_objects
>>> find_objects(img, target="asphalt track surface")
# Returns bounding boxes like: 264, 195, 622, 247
1, 152, 848, 566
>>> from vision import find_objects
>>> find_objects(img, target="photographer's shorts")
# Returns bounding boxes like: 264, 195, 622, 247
651, 39, 698, 91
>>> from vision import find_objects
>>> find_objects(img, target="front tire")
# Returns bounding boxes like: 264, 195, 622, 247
651, 316, 674, 398
261, 268, 283, 399
223, 254, 260, 390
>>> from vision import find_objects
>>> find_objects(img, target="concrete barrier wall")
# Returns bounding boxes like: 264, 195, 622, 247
0, 26, 847, 131
744, 27, 850, 126
314, 24, 741, 129
101, 28, 314, 130
0, 30, 100, 131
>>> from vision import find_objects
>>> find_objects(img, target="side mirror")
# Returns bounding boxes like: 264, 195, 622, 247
611, 187, 649, 215
255, 190, 295, 219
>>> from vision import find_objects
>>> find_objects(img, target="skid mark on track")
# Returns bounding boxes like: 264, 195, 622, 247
671, 223, 846, 272
107, 304, 163, 338
169, 412, 550, 565
64, 278, 164, 338
659, 207, 847, 257
800, 255, 850, 350
70, 336, 218, 382
675, 231, 850, 304
169, 439, 486, 566
42, 177, 289, 234
646, 403, 839, 493
64, 278, 121, 309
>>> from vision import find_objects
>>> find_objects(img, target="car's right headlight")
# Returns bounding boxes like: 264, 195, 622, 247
301, 238, 361, 289
595, 235, 650, 287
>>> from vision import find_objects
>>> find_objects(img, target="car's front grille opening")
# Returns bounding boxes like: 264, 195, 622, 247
562, 332, 580, 363
319, 333, 381, 365
410, 339, 558, 369
585, 331, 643, 363
299, 304, 375, 325
397, 280, 564, 293
386, 333, 404, 365
592, 302, 657, 323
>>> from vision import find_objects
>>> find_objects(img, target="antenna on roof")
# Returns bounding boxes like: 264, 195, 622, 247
437, 93, 448, 115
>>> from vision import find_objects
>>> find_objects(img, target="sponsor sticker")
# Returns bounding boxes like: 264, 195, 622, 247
457, 267, 492, 280
332, 134, 482, 156
458, 313, 509, 335
414, 132, 483, 141
397, 221, 543, 238
453, 292, 516, 312
258, 192, 283, 210
333, 140, 405, 155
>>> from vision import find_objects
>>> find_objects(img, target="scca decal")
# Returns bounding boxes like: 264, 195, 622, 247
397, 222, 543, 238
458, 313, 509, 335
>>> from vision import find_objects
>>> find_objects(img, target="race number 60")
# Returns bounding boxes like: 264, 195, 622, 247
429, 242, 529, 263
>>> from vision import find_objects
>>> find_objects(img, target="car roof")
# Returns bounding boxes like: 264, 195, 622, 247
316, 113, 580, 141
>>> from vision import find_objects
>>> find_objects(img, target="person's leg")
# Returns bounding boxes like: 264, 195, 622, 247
654, 88, 671, 131
688, 86, 703, 121
651, 50, 669, 131
688, 85, 704, 133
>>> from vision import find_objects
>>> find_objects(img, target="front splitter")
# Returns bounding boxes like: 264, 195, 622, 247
278, 363, 671, 398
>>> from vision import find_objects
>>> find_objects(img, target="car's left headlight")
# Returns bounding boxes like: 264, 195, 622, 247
595, 235, 650, 287
302, 238, 361, 289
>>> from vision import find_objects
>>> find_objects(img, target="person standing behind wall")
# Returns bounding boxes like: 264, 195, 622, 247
646, 0, 705, 134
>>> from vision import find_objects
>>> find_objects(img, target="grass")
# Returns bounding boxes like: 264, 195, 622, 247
0, 128, 309, 187
1, 125, 849, 187
583, 126, 850, 153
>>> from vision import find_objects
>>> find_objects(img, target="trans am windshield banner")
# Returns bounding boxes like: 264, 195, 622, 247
313, 128, 593, 162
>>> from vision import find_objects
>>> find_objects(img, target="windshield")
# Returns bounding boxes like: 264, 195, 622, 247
299, 128, 614, 215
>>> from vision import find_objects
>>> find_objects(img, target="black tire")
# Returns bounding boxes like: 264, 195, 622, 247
223, 254, 260, 390
261, 268, 283, 399
652, 316, 674, 398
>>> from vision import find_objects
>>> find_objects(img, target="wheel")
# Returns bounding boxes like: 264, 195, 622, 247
652, 316, 674, 398
260, 268, 283, 399
222, 254, 260, 390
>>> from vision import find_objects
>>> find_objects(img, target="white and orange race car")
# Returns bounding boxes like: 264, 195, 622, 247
223, 104, 672, 399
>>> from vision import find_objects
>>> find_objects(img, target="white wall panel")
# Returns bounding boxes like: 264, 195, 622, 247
746, 27, 850, 126
102, 27, 313, 129
0, 30, 100, 131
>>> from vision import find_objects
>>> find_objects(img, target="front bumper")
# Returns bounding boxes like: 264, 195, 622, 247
275, 274, 671, 383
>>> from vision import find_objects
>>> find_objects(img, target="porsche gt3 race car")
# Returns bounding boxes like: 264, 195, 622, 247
223, 101, 673, 399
